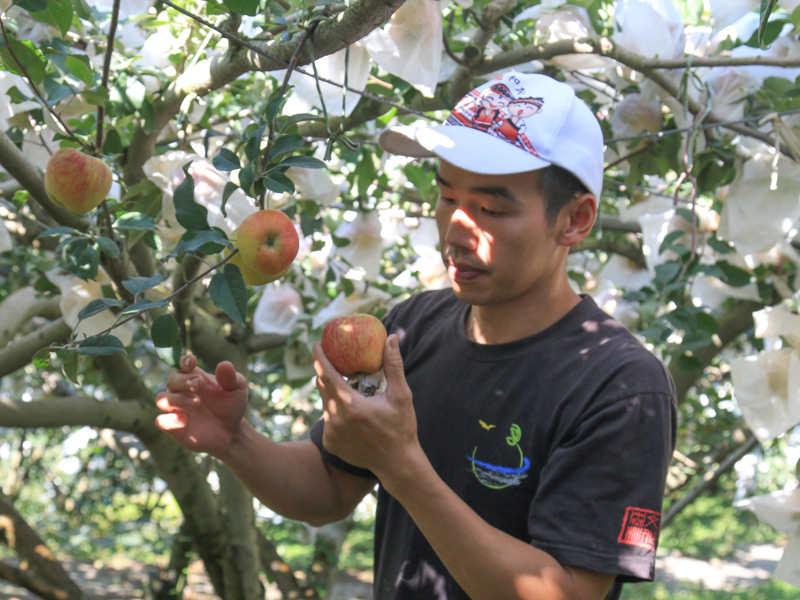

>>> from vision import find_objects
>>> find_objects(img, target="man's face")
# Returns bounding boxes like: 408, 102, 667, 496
434, 162, 567, 308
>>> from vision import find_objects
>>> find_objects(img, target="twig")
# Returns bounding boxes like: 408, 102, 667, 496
0, 14, 88, 151
442, 12, 466, 66
96, 0, 121, 151
259, 22, 318, 209
604, 142, 653, 171
62, 249, 241, 348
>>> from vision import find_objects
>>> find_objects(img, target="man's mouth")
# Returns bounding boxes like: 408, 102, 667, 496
448, 261, 486, 283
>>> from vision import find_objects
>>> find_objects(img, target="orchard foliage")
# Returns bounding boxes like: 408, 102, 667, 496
0, 0, 800, 598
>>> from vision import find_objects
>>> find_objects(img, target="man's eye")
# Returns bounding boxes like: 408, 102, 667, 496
438, 196, 456, 205
481, 208, 502, 217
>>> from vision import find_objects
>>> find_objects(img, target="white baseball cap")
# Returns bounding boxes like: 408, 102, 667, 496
378, 73, 604, 199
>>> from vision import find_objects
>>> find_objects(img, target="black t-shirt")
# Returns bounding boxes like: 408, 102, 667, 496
311, 290, 677, 599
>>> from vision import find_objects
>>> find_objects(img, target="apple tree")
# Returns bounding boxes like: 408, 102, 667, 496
1, 0, 800, 598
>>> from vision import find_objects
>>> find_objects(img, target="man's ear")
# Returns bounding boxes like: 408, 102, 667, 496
557, 192, 596, 247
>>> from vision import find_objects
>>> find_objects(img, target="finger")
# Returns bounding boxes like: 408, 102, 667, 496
383, 334, 412, 403
312, 343, 354, 404
179, 355, 197, 373
215, 361, 247, 392
155, 412, 188, 431
156, 391, 200, 412
166, 370, 205, 393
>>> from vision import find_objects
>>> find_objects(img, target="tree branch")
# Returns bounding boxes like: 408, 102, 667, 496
0, 493, 85, 600
0, 318, 72, 379
0, 560, 75, 600
0, 288, 61, 348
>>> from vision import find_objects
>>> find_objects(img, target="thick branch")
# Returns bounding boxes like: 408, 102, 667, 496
0, 560, 75, 600
0, 288, 61, 348
0, 397, 159, 434
123, 0, 408, 185
663, 435, 760, 527
0, 318, 72, 379
0, 493, 84, 599
0, 130, 89, 231
571, 235, 646, 269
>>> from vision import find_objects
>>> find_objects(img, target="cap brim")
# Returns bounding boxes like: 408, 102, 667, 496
379, 125, 551, 175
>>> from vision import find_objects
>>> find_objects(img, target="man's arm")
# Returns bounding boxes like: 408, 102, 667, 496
314, 336, 615, 600
217, 422, 376, 526
156, 355, 374, 526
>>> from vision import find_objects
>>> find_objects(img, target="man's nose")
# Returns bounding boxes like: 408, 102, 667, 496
444, 208, 479, 251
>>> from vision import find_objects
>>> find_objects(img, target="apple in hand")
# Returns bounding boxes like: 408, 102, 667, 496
237, 209, 299, 278
45, 147, 113, 214
228, 227, 289, 285
321, 314, 387, 376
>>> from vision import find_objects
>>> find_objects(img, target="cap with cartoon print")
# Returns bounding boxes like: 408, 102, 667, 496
378, 73, 604, 199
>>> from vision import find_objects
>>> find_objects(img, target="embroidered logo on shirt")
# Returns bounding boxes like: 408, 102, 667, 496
468, 422, 531, 489
618, 507, 661, 551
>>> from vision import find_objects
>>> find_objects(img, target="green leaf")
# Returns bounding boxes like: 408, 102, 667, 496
81, 88, 108, 106
120, 298, 168, 316
115, 211, 156, 231
65, 54, 93, 86
151, 314, 179, 348
173, 229, 232, 256
221, 182, 238, 218
209, 264, 248, 326
213, 148, 241, 172
707, 236, 735, 255
758, 0, 781, 47
6, 85, 31, 103
717, 260, 752, 287
62, 350, 81, 383
270, 134, 305, 157
264, 172, 295, 194
37, 226, 80, 238
239, 164, 256, 197
0, 36, 47, 84
32, 347, 52, 369
654, 261, 681, 286
77, 334, 125, 355
95, 236, 120, 258
122, 273, 164, 297
77, 297, 126, 321
15, 0, 49, 11
279, 155, 326, 169
222, 0, 259, 15
102, 128, 122, 154
30, 0, 74, 38
173, 163, 210, 231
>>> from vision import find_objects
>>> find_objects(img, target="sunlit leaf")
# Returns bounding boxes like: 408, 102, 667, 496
209, 264, 248, 326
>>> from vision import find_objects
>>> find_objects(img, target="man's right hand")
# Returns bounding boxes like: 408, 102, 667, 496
155, 355, 248, 457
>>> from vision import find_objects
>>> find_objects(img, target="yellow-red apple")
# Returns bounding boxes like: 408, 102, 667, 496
228, 228, 289, 285
237, 210, 299, 278
45, 148, 113, 214
321, 314, 387, 376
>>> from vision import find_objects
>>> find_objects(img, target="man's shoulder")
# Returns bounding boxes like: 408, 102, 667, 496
575, 298, 675, 397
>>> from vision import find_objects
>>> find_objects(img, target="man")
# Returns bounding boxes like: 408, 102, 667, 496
155, 73, 676, 600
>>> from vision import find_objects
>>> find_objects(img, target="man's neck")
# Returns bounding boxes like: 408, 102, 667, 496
466, 284, 582, 345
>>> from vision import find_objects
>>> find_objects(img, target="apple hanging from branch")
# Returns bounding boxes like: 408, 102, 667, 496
236, 209, 299, 279
228, 226, 290, 286
45, 148, 113, 214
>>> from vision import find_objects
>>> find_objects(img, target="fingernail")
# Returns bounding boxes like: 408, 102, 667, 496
390, 335, 399, 351
191, 396, 201, 406
189, 377, 200, 389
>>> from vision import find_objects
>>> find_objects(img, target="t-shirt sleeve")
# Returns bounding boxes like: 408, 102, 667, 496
309, 414, 378, 479
527, 384, 676, 582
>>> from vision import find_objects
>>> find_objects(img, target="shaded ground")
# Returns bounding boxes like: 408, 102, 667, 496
0, 545, 783, 599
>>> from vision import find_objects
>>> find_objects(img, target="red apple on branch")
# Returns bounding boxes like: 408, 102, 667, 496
236, 209, 299, 278
229, 227, 289, 285
44, 147, 113, 214
321, 314, 387, 376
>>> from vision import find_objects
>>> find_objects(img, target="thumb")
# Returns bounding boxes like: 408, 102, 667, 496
382, 334, 410, 399
215, 361, 247, 392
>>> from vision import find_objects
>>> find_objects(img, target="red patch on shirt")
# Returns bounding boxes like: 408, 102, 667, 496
618, 507, 660, 551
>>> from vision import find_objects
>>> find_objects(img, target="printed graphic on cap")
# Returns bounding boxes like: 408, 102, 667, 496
446, 75, 544, 156
617, 507, 661, 551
